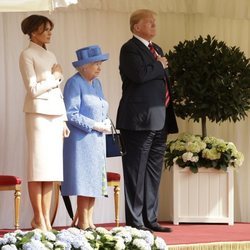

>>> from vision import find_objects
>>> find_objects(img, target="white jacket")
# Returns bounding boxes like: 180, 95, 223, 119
19, 41, 66, 117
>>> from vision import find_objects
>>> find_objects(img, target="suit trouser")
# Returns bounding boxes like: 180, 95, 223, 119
120, 129, 167, 227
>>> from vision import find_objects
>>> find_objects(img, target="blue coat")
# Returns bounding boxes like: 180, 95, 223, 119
61, 73, 108, 197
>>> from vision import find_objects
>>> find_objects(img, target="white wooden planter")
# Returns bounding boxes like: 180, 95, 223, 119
173, 164, 234, 225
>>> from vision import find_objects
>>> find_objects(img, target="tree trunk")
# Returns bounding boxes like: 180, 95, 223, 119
201, 116, 207, 137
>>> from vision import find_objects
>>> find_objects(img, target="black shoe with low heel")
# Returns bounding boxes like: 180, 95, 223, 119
147, 224, 172, 233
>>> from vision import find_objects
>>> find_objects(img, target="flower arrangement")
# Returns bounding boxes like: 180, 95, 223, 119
165, 133, 244, 173
0, 226, 167, 250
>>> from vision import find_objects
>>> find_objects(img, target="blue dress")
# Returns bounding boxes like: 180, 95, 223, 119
61, 73, 108, 197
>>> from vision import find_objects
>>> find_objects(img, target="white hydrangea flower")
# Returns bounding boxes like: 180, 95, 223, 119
155, 236, 168, 249
128, 227, 142, 238
202, 148, 221, 160
32, 231, 42, 241
2, 233, 17, 244
139, 230, 154, 246
185, 141, 202, 153
67, 227, 81, 235
84, 231, 95, 240
114, 237, 126, 250
182, 152, 194, 162
113, 231, 132, 243
23, 239, 47, 250
0, 226, 168, 250
2, 245, 18, 250
96, 227, 110, 235
110, 226, 126, 233
191, 155, 199, 162
166, 132, 244, 172
54, 240, 67, 248
44, 231, 56, 241
132, 238, 151, 250
44, 241, 53, 249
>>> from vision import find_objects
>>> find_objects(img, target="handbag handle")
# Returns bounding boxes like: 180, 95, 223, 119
107, 117, 126, 156
109, 118, 118, 139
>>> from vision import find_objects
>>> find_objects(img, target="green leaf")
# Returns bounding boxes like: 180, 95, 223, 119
190, 166, 198, 173
166, 35, 250, 135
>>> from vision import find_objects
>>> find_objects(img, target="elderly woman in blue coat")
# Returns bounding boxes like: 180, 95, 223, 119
61, 45, 111, 230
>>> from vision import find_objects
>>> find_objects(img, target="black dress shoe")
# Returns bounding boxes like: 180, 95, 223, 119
147, 224, 172, 233
134, 226, 153, 233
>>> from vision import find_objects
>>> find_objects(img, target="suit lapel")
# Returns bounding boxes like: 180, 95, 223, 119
153, 44, 163, 57
131, 36, 169, 86
132, 37, 155, 59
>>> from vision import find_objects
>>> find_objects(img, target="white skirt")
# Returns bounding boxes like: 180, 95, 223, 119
25, 113, 64, 181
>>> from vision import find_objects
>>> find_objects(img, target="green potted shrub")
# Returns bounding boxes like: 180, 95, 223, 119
164, 35, 249, 173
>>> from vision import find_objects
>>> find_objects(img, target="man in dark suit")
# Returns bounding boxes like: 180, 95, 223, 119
116, 9, 178, 232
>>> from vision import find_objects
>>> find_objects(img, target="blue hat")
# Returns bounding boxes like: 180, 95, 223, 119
72, 45, 109, 68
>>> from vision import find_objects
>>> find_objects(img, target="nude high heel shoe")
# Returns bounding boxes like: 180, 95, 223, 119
31, 218, 47, 231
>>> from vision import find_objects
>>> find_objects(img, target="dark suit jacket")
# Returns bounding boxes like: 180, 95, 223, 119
116, 36, 178, 134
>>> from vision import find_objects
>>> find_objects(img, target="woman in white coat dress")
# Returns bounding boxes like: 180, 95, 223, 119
19, 15, 70, 231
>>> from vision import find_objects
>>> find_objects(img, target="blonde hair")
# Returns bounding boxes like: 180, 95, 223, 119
130, 9, 156, 32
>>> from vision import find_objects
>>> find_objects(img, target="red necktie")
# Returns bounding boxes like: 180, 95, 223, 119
148, 42, 158, 60
148, 42, 170, 107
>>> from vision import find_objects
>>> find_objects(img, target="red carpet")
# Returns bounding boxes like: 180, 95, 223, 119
1, 222, 250, 247
154, 222, 250, 245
